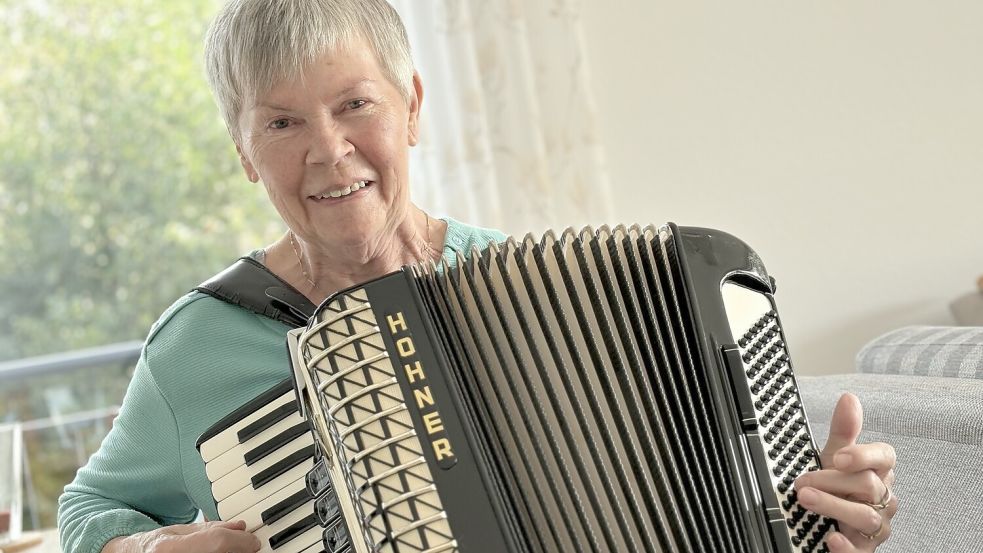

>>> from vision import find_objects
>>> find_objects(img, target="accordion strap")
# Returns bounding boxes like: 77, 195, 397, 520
194, 256, 315, 328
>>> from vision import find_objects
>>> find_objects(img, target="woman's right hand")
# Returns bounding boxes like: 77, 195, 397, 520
102, 520, 261, 553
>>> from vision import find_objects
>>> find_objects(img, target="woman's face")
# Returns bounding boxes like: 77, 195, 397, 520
237, 41, 421, 253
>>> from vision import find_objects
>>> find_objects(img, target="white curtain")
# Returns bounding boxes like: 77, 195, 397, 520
392, 0, 613, 235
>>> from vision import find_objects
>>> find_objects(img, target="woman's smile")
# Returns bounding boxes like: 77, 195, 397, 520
307, 180, 374, 204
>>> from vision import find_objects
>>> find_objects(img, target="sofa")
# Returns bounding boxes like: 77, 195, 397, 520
797, 326, 983, 553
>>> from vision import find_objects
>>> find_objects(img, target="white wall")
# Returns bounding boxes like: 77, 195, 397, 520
581, 2, 983, 375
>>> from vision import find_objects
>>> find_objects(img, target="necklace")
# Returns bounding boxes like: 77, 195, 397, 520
420, 211, 438, 263
288, 230, 318, 291
289, 215, 437, 292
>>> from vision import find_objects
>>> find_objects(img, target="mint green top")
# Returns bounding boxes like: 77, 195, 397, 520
57, 218, 507, 553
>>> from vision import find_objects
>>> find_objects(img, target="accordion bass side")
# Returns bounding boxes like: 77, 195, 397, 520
199, 223, 836, 553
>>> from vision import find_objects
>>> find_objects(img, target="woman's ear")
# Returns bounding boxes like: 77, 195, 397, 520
236, 142, 260, 183
407, 71, 424, 146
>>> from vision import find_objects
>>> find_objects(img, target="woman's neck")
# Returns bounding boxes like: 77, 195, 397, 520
266, 208, 446, 305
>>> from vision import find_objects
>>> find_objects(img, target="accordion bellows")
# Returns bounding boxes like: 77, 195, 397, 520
199, 223, 836, 553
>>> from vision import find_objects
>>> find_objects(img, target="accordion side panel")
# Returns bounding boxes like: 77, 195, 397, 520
638, 227, 738, 551
654, 227, 751, 551
670, 224, 837, 553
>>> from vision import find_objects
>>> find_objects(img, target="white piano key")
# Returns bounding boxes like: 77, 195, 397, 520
234, 475, 310, 532
200, 391, 297, 462
212, 432, 315, 501
206, 411, 309, 482
219, 456, 316, 520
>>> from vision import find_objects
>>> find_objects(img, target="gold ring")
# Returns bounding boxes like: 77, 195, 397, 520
865, 486, 892, 511
859, 518, 885, 541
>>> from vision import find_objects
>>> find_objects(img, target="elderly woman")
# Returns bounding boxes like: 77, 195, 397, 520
57, 1, 898, 552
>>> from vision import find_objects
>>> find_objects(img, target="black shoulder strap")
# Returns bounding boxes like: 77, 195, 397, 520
194, 256, 316, 328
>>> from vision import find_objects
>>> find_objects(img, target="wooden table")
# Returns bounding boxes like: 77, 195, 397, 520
0, 529, 61, 553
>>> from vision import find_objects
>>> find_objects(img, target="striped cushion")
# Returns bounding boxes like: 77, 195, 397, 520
855, 326, 983, 379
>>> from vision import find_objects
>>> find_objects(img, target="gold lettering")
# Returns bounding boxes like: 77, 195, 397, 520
414, 385, 434, 408
396, 337, 415, 357
386, 312, 407, 334
404, 361, 425, 384
432, 438, 454, 461
422, 411, 444, 434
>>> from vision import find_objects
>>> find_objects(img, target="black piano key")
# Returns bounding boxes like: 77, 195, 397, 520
262, 488, 312, 526
196, 378, 295, 449
269, 513, 319, 550
251, 445, 316, 488
237, 401, 299, 444
243, 421, 310, 466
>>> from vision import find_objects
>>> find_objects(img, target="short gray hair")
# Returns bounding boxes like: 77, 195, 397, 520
204, 0, 414, 140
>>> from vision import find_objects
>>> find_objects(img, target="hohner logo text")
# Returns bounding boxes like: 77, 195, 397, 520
386, 311, 457, 468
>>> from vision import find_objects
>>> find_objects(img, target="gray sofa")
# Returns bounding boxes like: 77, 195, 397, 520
798, 326, 983, 553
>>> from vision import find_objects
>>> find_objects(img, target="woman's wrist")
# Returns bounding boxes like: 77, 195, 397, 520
101, 534, 141, 553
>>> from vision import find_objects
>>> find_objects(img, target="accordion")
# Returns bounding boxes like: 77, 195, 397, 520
197, 223, 836, 553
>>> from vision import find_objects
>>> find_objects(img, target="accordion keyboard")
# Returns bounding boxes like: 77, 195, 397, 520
197, 382, 347, 553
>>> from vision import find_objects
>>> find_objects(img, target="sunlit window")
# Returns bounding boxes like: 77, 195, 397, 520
0, 0, 282, 534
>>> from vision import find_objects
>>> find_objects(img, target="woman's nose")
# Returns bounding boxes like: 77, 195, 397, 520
306, 118, 354, 166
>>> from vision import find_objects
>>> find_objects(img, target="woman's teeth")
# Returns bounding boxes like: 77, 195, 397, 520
317, 180, 369, 199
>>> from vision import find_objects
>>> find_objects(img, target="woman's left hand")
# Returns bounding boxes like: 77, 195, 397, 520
794, 393, 898, 552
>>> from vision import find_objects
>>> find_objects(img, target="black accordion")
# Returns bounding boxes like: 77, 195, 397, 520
197, 224, 836, 553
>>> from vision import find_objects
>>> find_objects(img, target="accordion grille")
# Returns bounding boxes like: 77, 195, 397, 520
300, 288, 455, 553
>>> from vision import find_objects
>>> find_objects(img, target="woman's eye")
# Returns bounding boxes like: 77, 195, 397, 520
346, 99, 367, 110
269, 118, 290, 130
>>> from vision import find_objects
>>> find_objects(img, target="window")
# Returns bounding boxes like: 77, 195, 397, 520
0, 0, 281, 530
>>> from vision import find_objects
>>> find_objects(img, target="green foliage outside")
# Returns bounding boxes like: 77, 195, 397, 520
0, 0, 283, 528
